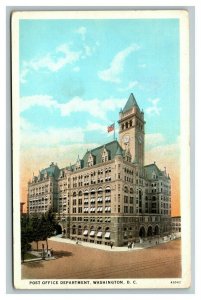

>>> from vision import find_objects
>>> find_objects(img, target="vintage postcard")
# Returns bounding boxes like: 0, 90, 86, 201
12, 10, 190, 289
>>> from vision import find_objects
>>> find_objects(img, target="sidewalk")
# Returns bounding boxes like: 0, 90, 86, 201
23, 250, 56, 263
49, 235, 176, 252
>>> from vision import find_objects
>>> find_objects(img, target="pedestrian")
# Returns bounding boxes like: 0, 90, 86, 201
132, 241, 135, 248
110, 241, 113, 249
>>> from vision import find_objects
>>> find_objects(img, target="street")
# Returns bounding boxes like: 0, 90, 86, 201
22, 239, 181, 279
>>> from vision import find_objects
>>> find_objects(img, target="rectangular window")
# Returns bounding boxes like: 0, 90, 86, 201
124, 206, 128, 213
124, 196, 128, 203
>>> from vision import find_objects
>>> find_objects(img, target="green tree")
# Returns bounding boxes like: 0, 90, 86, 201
21, 215, 33, 262
40, 208, 57, 252
31, 213, 43, 251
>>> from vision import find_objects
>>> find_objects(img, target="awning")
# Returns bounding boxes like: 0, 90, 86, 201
105, 232, 110, 238
97, 232, 102, 237
90, 230, 95, 237
83, 230, 88, 236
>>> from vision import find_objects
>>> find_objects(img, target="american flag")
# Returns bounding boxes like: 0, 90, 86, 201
107, 123, 115, 133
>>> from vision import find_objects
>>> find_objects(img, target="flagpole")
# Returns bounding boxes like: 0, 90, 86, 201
114, 122, 115, 141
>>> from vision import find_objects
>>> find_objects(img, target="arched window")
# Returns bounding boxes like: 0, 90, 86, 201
124, 186, 128, 193
98, 187, 103, 194
105, 186, 111, 193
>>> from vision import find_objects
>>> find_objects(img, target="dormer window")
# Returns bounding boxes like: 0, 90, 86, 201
88, 153, 94, 167
102, 148, 109, 163
152, 171, 156, 180
76, 160, 81, 170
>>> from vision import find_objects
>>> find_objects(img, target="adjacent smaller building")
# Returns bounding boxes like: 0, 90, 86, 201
171, 216, 181, 235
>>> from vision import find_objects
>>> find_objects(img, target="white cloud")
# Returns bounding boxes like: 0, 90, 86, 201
20, 95, 59, 112
76, 26, 87, 41
20, 94, 126, 121
29, 44, 81, 72
85, 121, 107, 133
20, 65, 29, 84
145, 98, 162, 116
20, 43, 81, 83
98, 44, 140, 83
21, 125, 85, 148
145, 136, 180, 171
145, 133, 166, 150
118, 81, 139, 92
59, 96, 125, 120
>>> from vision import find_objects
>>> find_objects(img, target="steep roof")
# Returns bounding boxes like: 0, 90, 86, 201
122, 93, 140, 113
82, 140, 123, 168
40, 163, 60, 178
144, 163, 164, 180
115, 145, 123, 156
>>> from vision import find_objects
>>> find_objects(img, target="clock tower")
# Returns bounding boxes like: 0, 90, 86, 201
118, 93, 145, 168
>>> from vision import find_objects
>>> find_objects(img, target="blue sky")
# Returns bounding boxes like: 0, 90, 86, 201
19, 18, 180, 163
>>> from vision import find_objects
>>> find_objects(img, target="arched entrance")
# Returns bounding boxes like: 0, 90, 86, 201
139, 226, 146, 238
55, 224, 62, 235
147, 226, 153, 237
154, 225, 160, 236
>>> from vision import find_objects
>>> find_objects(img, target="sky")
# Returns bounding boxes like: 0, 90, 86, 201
19, 17, 180, 216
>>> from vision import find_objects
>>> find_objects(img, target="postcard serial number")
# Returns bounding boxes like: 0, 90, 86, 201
170, 280, 181, 284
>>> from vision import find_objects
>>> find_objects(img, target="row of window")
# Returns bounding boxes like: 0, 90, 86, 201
72, 207, 111, 214
71, 216, 111, 222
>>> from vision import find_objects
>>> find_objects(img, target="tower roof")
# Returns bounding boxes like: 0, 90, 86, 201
122, 93, 140, 113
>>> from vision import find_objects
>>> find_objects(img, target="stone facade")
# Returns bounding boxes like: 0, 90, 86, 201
171, 216, 181, 233
27, 93, 172, 246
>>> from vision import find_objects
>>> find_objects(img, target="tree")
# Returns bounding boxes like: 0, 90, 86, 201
40, 208, 57, 252
31, 213, 43, 251
21, 215, 33, 262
